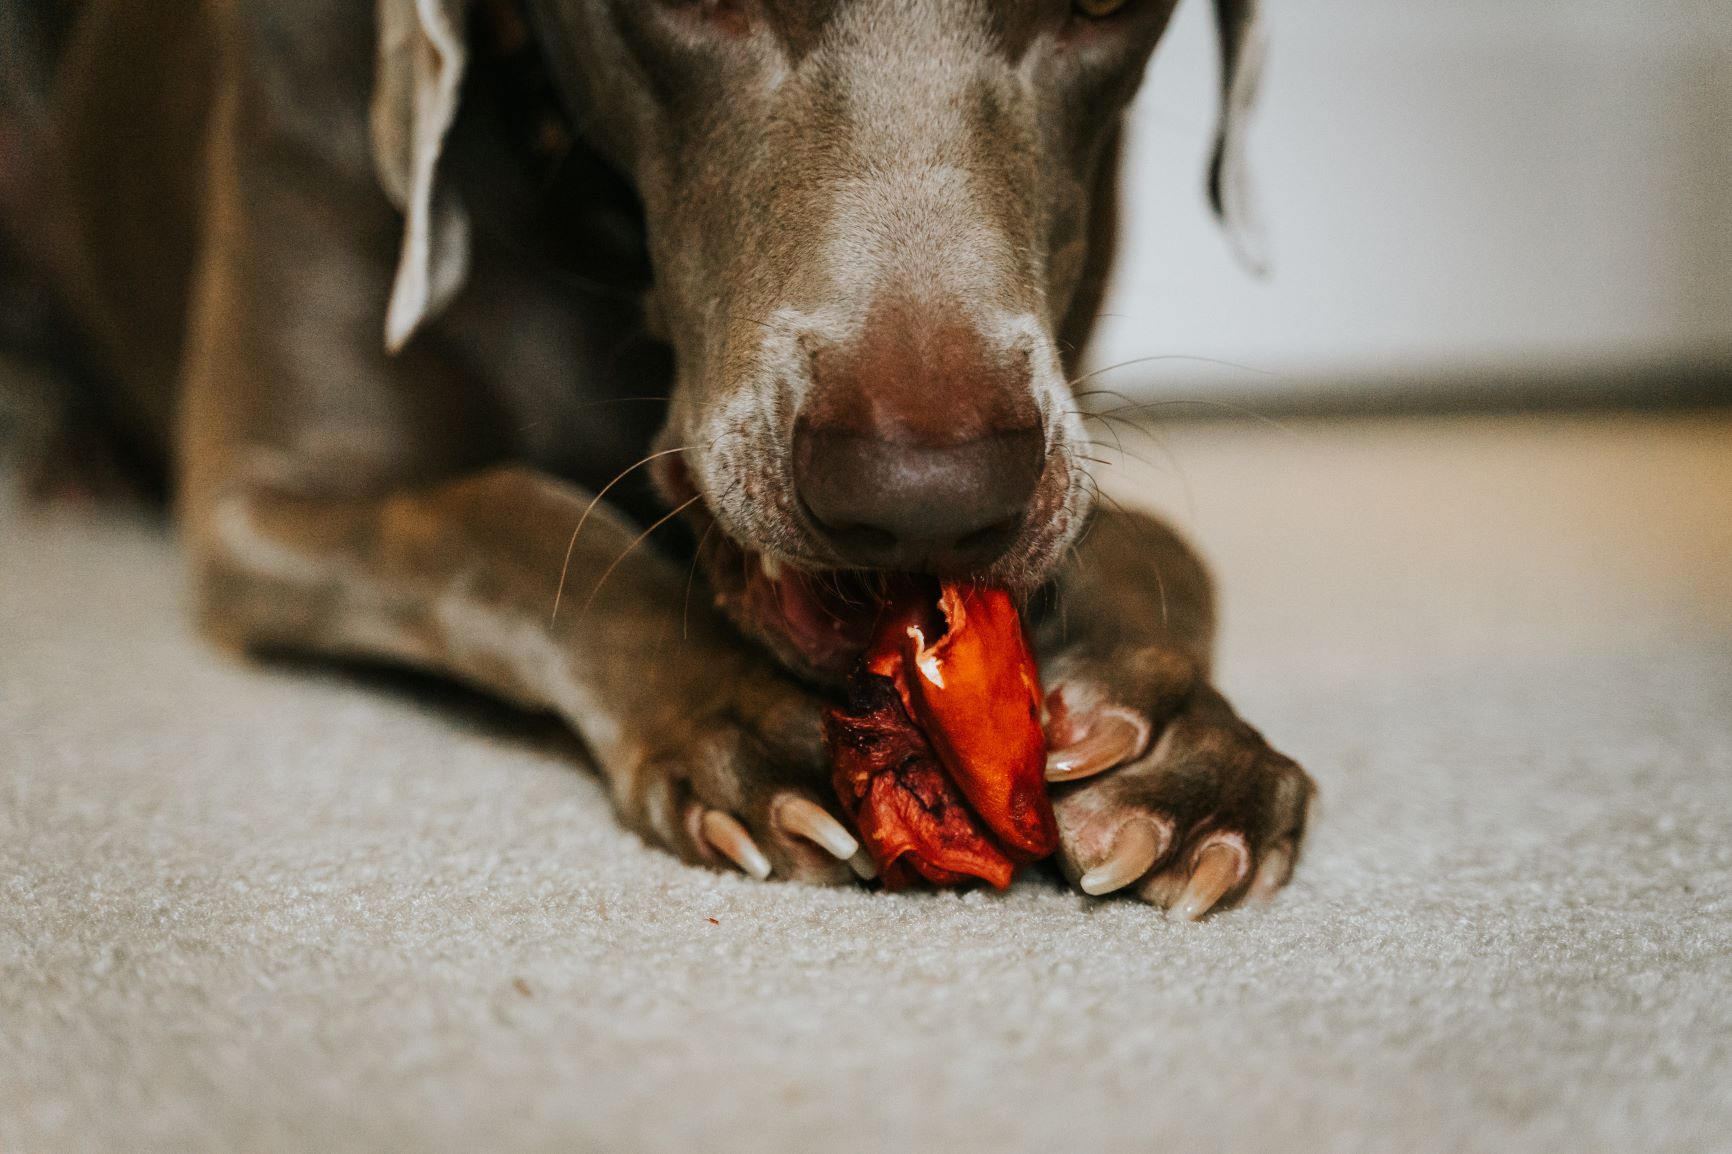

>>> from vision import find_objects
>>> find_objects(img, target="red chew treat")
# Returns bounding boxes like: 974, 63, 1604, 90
827, 674, 1017, 890
826, 582, 1057, 889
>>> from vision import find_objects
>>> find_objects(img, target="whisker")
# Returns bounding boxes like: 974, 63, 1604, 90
1081, 394, 1299, 438
678, 475, 742, 642
1075, 410, 1129, 457
1090, 406, 1199, 521
1065, 398, 1200, 516
1088, 435, 1159, 473
1068, 354, 1278, 391
578, 494, 705, 620
820, 568, 848, 606
1060, 406, 1163, 473
552, 445, 691, 623
683, 517, 721, 642
838, 571, 874, 610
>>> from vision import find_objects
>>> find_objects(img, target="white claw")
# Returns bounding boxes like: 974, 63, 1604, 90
700, 810, 772, 880
1079, 818, 1163, 896
846, 849, 879, 881
1250, 844, 1293, 900
1046, 709, 1149, 782
1172, 839, 1249, 922
774, 796, 859, 860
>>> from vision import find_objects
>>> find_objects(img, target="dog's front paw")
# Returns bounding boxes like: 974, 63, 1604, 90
609, 675, 872, 886
1041, 648, 1315, 919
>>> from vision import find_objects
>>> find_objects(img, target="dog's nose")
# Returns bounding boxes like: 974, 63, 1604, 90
793, 424, 1044, 571
791, 296, 1047, 573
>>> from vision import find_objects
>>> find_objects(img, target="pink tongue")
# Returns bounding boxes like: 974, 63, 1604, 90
768, 568, 878, 672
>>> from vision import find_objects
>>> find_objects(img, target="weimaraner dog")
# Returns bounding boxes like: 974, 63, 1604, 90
6, 0, 1311, 916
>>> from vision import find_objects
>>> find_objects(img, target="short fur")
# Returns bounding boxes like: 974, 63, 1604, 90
10, 0, 1311, 903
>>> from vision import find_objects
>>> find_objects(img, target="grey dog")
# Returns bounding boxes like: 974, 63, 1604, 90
2, 0, 1311, 915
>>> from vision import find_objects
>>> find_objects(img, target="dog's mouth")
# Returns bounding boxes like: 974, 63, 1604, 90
705, 533, 893, 680
656, 456, 944, 682
651, 440, 1080, 686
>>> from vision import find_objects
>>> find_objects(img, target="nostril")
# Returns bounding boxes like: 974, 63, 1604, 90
825, 521, 900, 554
954, 516, 1023, 555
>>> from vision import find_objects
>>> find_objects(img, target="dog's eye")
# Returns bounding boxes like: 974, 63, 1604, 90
1073, 0, 1131, 16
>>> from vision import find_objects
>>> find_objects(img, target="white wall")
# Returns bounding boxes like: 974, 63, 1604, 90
1090, 0, 1732, 395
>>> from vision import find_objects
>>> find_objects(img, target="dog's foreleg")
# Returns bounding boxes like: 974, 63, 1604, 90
195, 463, 702, 749
1033, 506, 1315, 915
188, 457, 863, 883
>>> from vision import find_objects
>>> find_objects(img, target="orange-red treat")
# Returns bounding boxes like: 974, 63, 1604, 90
825, 581, 1056, 888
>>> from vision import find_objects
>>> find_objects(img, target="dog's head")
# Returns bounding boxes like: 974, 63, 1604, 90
373, 0, 1264, 679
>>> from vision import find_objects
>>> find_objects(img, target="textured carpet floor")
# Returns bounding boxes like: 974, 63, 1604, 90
3, 413, 1730, 1153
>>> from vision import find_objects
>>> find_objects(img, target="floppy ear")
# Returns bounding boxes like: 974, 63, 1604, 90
1208, 0, 1269, 275
371, 0, 472, 353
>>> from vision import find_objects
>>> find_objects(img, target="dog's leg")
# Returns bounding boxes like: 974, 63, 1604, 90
171, 92, 858, 888
1032, 508, 1315, 917
191, 465, 861, 884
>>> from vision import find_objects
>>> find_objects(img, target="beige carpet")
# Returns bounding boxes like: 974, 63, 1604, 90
3, 412, 1730, 1154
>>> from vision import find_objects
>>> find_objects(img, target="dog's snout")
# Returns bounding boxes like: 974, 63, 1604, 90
790, 298, 1046, 573
793, 425, 1044, 571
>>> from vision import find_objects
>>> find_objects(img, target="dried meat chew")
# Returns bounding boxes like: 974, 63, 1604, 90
827, 674, 1017, 889
826, 582, 1058, 889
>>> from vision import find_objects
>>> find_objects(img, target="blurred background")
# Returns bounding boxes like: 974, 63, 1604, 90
1092, 0, 1732, 407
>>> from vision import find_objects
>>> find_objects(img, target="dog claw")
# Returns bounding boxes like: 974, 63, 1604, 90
1250, 844, 1292, 900
1078, 818, 1163, 896
1172, 840, 1248, 922
774, 796, 860, 861
1045, 709, 1147, 782
700, 810, 772, 880
846, 849, 879, 881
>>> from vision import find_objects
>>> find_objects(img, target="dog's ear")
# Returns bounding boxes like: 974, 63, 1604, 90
371, 0, 472, 353
1208, 0, 1268, 275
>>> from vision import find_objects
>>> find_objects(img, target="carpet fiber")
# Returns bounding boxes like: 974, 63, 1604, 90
3, 413, 1730, 1153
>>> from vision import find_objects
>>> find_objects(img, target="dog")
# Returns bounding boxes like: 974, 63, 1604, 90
6, 0, 1312, 916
